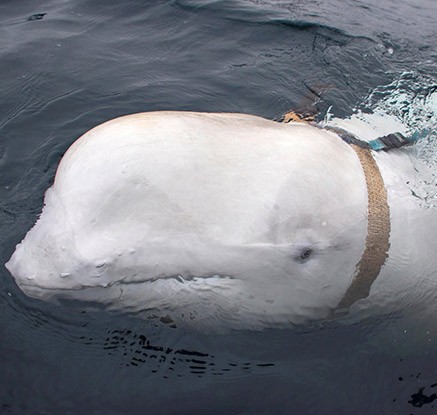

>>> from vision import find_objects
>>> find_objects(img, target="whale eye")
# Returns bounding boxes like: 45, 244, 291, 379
299, 248, 313, 261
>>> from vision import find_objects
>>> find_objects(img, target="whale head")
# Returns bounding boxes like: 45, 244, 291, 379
6, 112, 368, 330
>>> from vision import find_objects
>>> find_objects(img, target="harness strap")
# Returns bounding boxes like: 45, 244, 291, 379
281, 110, 422, 152
323, 125, 419, 152
322, 127, 392, 311
335, 144, 391, 311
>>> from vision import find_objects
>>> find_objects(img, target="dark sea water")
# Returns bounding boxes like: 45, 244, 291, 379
0, 1, 436, 414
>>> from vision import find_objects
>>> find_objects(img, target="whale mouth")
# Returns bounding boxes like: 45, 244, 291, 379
16, 282, 108, 296
142, 273, 235, 283
16, 273, 235, 295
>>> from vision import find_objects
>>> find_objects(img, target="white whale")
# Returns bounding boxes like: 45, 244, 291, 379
6, 111, 437, 330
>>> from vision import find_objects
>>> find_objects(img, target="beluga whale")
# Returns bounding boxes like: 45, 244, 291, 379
6, 110, 437, 330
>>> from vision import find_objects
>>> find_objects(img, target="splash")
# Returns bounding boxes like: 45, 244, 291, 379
332, 72, 437, 208
363, 72, 437, 207
361, 72, 436, 147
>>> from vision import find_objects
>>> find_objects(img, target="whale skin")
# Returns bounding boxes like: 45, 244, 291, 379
6, 111, 437, 330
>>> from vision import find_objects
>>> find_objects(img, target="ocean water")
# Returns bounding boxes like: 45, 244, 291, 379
0, 0, 436, 414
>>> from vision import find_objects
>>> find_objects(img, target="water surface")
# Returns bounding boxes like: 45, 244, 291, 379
0, 0, 436, 414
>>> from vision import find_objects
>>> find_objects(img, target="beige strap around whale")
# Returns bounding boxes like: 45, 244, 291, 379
336, 144, 390, 310
280, 111, 391, 311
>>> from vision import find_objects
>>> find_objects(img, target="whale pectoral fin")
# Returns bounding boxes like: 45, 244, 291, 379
278, 82, 335, 123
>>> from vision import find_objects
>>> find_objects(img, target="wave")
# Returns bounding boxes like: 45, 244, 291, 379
354, 72, 437, 207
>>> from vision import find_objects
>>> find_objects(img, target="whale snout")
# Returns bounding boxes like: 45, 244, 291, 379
6, 241, 74, 294
5, 190, 85, 295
